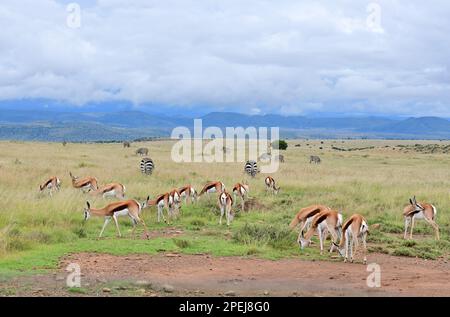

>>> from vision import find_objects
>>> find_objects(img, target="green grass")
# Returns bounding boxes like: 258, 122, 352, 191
1, 139, 450, 278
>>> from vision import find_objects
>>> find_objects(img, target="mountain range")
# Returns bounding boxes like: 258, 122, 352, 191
0, 109, 449, 141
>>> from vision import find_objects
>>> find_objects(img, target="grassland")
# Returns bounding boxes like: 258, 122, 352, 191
0, 139, 449, 278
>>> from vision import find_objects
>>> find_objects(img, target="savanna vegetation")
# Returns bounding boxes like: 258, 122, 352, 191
0, 139, 449, 278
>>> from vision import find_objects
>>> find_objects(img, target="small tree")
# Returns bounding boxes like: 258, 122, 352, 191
272, 140, 288, 150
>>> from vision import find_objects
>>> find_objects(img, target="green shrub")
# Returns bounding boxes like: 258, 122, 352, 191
271, 140, 288, 150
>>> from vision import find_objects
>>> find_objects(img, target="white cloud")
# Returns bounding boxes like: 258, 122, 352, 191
0, 0, 449, 116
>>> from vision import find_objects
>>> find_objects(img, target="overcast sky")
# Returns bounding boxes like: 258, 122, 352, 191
0, 0, 449, 116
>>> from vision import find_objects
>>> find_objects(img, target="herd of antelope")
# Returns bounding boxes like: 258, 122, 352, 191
39, 167, 440, 264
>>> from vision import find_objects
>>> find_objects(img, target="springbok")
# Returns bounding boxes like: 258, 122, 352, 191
218, 190, 234, 226
333, 214, 369, 264
198, 181, 226, 198
83, 200, 149, 239
403, 196, 439, 240
289, 205, 331, 243
90, 183, 126, 199
178, 185, 197, 204
69, 172, 98, 193
145, 191, 179, 224
264, 176, 280, 194
299, 209, 343, 254
39, 176, 61, 196
232, 181, 249, 211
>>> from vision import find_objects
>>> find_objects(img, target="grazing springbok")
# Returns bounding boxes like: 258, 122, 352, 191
299, 209, 343, 254
403, 196, 439, 240
264, 176, 280, 194
289, 205, 331, 243
178, 185, 197, 204
333, 214, 369, 264
69, 172, 98, 193
232, 182, 249, 211
199, 181, 226, 198
39, 176, 61, 196
83, 200, 149, 239
145, 191, 180, 224
218, 190, 234, 226
90, 183, 126, 199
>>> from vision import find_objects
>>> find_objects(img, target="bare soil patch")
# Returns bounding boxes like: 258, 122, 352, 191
2, 252, 449, 296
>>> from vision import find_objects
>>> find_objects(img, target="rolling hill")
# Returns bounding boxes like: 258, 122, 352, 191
0, 109, 449, 141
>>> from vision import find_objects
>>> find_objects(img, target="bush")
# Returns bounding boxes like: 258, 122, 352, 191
233, 223, 295, 250
271, 140, 288, 150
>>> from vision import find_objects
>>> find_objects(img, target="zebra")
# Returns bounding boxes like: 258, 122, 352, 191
310, 155, 321, 164
275, 154, 285, 163
136, 147, 149, 156
259, 152, 271, 162
140, 158, 155, 175
244, 160, 259, 177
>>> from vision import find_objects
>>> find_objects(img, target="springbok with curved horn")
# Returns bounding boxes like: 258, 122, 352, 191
218, 190, 234, 226
90, 183, 126, 199
333, 214, 369, 264
264, 176, 280, 194
289, 205, 331, 244
403, 196, 439, 240
69, 172, 98, 193
83, 200, 149, 239
39, 176, 61, 196
232, 181, 249, 211
299, 209, 343, 254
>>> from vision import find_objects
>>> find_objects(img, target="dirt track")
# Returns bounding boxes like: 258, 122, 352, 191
3, 252, 449, 296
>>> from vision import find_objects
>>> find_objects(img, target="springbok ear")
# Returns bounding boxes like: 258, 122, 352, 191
146, 195, 150, 201
409, 198, 414, 205
413, 196, 417, 204
86, 201, 90, 209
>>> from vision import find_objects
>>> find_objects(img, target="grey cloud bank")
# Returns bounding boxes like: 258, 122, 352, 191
0, 1, 449, 116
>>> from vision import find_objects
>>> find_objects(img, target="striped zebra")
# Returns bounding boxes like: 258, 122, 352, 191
244, 160, 259, 177
140, 158, 155, 175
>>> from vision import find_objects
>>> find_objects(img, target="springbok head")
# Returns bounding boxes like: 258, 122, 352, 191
331, 241, 345, 257
69, 172, 78, 181
409, 196, 425, 213
141, 195, 150, 209
298, 231, 311, 250
274, 186, 280, 195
